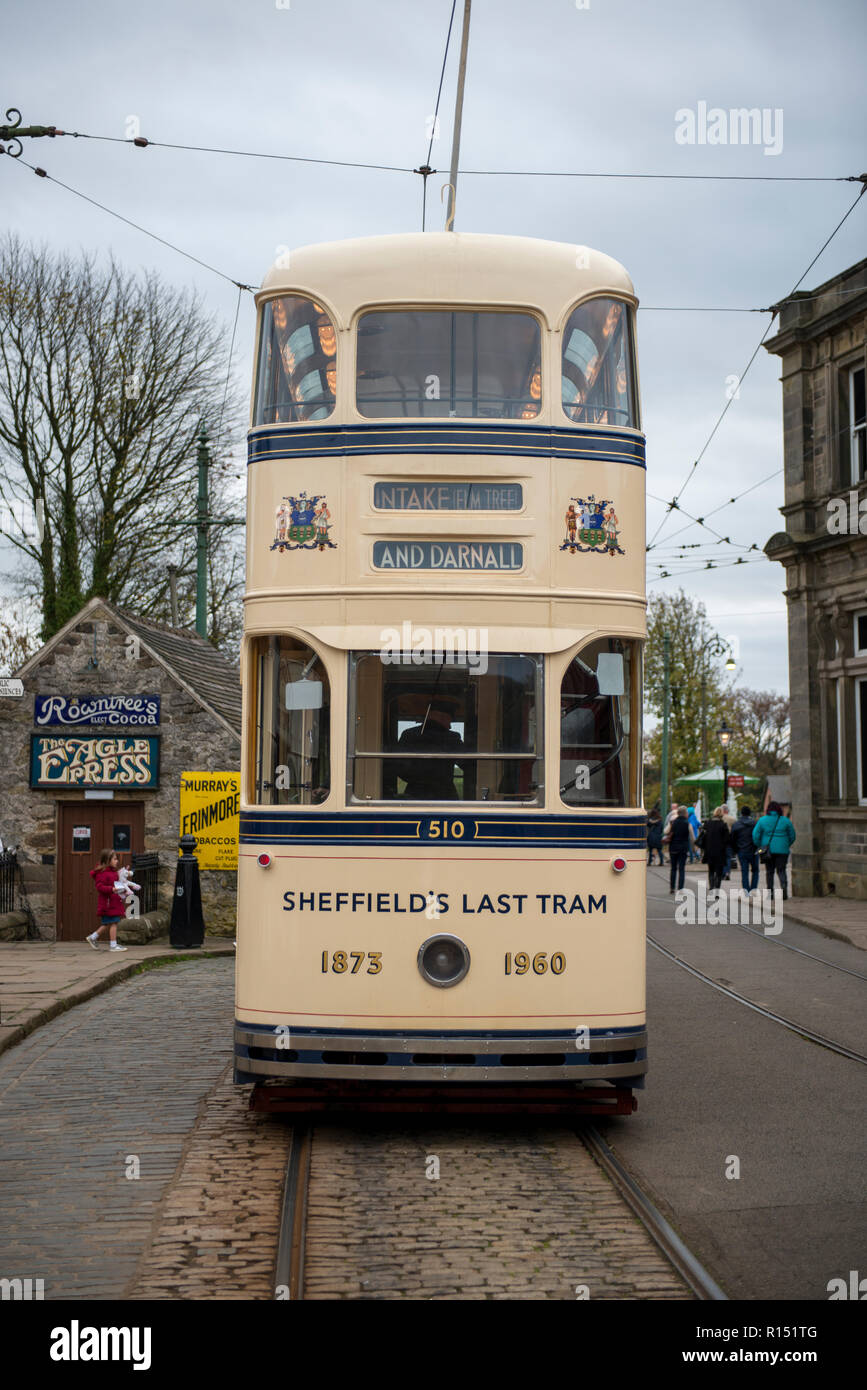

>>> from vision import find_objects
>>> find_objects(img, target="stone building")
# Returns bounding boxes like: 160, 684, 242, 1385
764, 256, 867, 898
0, 597, 241, 938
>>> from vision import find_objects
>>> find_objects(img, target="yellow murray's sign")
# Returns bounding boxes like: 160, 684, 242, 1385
179, 772, 240, 870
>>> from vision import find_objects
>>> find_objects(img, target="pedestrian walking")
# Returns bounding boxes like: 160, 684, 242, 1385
752, 801, 796, 899
702, 806, 730, 893
730, 804, 759, 893
687, 804, 701, 863
721, 805, 735, 880
667, 806, 694, 893
86, 849, 129, 952
646, 808, 664, 866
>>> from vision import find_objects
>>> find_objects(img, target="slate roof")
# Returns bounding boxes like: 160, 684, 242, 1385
116, 607, 242, 738
17, 597, 242, 739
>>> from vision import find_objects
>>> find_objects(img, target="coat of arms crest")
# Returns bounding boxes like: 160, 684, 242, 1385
271, 493, 337, 552
561, 495, 624, 556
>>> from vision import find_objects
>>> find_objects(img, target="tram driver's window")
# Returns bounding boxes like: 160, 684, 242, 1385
254, 297, 337, 425
561, 298, 636, 428
560, 639, 636, 807
253, 637, 330, 805
349, 652, 543, 803
356, 310, 541, 420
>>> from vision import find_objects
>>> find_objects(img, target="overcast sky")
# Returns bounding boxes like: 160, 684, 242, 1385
3, 0, 866, 696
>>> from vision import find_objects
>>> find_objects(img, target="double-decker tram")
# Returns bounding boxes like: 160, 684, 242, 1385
235, 232, 647, 1113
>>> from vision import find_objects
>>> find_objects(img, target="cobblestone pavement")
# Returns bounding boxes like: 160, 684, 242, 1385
0, 939, 235, 1057
129, 1066, 289, 1301
303, 1124, 693, 1300
0, 957, 235, 1299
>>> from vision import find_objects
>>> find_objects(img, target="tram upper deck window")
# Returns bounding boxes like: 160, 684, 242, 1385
349, 652, 543, 803
356, 310, 542, 420
252, 637, 330, 805
254, 297, 337, 425
560, 638, 636, 808
561, 298, 636, 428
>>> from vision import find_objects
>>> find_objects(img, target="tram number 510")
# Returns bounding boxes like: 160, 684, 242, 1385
505, 952, 566, 975
424, 819, 466, 839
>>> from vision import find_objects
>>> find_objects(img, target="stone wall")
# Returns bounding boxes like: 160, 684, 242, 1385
765, 260, 867, 901
0, 605, 240, 939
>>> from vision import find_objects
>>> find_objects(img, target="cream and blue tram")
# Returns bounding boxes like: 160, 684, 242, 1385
234, 233, 647, 1110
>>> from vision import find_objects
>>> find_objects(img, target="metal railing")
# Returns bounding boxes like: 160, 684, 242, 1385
131, 852, 159, 915
0, 850, 18, 914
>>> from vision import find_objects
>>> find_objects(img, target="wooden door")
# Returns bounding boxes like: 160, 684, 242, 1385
57, 803, 145, 940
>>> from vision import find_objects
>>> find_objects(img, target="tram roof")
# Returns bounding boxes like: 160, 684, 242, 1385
258, 233, 636, 327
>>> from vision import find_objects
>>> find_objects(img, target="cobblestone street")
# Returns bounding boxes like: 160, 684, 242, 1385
304, 1125, 692, 1300
0, 957, 236, 1299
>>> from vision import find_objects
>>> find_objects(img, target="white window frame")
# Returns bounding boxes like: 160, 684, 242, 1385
857, 676, 867, 807
850, 364, 866, 486
855, 610, 867, 657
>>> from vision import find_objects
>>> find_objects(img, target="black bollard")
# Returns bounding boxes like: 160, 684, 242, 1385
169, 833, 205, 948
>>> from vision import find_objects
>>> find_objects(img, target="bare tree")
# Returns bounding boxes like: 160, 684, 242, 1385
0, 235, 245, 646
725, 688, 791, 774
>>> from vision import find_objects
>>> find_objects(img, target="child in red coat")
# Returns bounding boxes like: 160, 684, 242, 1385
86, 849, 129, 952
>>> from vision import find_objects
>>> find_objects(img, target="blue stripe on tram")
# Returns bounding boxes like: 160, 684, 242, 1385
247, 421, 647, 468
239, 810, 646, 849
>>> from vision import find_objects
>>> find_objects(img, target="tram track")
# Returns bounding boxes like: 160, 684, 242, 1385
579, 1124, 726, 1301
647, 934, 867, 1064
647, 866, 867, 980
273, 1120, 725, 1300
275, 1126, 312, 1300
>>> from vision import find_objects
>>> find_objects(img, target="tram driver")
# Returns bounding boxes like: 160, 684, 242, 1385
395, 697, 465, 800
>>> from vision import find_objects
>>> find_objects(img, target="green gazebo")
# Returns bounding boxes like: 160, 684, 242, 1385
672, 764, 761, 812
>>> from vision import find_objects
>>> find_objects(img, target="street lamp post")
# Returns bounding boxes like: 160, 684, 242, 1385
717, 721, 733, 809
700, 637, 737, 768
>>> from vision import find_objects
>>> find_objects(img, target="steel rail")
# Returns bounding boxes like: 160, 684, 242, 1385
580, 1124, 728, 1301
648, 935, 867, 1064
274, 1126, 312, 1300
647, 867, 867, 980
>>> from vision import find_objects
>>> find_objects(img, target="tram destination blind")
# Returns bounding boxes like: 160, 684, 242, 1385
374, 481, 523, 511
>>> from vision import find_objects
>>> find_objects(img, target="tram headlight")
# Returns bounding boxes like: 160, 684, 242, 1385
417, 934, 471, 988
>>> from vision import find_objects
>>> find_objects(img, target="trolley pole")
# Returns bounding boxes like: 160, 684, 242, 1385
660, 631, 671, 820
446, 0, 472, 231
195, 427, 209, 639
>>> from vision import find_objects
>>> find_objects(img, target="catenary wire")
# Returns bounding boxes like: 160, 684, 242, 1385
52, 132, 863, 183
421, 0, 458, 230
6, 154, 255, 291
646, 184, 867, 552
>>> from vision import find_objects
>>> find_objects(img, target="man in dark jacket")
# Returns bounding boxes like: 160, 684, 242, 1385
395, 699, 465, 800
668, 806, 695, 893
702, 806, 731, 893
730, 804, 759, 892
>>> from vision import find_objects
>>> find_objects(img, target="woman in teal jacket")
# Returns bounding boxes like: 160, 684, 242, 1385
752, 801, 796, 898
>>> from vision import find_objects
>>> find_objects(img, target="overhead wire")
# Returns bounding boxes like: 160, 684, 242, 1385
42, 130, 865, 185
6, 153, 255, 291
646, 182, 867, 553
420, 0, 459, 230
645, 470, 783, 553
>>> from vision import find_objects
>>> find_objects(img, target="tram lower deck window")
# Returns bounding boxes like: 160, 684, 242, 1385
253, 637, 331, 805
348, 653, 543, 803
560, 638, 637, 807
